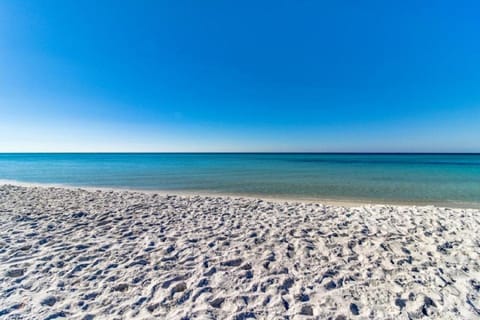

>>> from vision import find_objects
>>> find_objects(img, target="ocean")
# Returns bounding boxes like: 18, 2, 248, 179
1, 153, 479, 206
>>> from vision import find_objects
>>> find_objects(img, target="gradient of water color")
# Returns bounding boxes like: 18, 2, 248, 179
1, 153, 479, 206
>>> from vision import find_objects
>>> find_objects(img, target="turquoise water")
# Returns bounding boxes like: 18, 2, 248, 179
1, 153, 480, 206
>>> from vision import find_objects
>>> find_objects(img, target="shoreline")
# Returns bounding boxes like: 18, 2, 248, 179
1, 179, 479, 209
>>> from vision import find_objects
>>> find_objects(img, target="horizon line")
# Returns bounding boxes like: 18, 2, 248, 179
1, 152, 480, 155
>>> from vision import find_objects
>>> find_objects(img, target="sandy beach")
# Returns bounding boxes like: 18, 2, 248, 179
1, 184, 479, 319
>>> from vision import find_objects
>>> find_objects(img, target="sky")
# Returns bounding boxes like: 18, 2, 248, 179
1, 0, 479, 152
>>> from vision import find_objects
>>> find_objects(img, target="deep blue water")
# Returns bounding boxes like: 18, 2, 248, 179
1, 153, 480, 206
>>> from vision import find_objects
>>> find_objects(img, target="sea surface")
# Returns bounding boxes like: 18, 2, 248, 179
1, 153, 480, 206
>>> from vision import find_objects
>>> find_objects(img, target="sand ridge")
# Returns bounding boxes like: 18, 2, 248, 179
0, 185, 479, 319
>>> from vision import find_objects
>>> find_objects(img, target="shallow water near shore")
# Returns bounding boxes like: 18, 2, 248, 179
1, 153, 480, 207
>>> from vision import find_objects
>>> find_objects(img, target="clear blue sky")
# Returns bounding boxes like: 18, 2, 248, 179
1, 1, 479, 152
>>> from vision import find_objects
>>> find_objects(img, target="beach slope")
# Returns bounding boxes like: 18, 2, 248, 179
0, 185, 479, 319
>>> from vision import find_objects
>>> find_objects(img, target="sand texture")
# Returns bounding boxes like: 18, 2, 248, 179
0, 185, 479, 319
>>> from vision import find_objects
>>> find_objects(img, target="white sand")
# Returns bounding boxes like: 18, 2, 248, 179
0, 185, 479, 319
